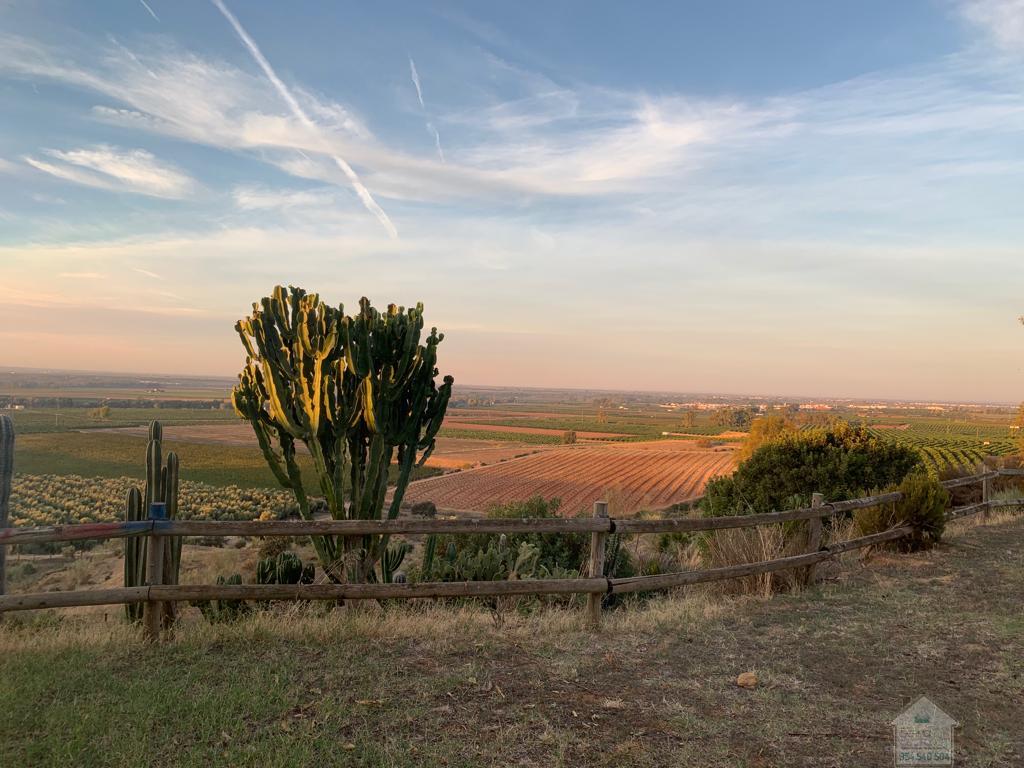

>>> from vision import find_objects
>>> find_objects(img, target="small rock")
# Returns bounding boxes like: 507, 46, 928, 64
736, 671, 758, 689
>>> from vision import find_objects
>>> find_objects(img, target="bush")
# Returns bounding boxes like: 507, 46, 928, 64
256, 537, 291, 560
703, 422, 923, 516
855, 472, 948, 551
410, 501, 437, 518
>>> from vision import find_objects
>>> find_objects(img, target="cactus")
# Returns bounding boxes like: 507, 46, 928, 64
232, 286, 453, 583
0, 415, 14, 602
123, 487, 145, 622
256, 551, 315, 586
379, 541, 412, 584
422, 533, 438, 575
123, 421, 181, 625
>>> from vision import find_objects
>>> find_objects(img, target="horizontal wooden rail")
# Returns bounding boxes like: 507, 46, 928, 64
0, 577, 609, 613
0, 517, 611, 546
946, 501, 989, 520
610, 527, 913, 594
989, 498, 1024, 508
616, 504, 831, 534
941, 471, 999, 489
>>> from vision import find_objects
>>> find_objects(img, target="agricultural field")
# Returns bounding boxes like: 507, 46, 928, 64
87, 423, 554, 471
403, 441, 736, 514
3, 407, 236, 435
11, 432, 441, 491
9, 474, 292, 530
862, 417, 1021, 473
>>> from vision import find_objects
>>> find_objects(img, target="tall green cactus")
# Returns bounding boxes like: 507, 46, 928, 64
0, 415, 14, 603
124, 421, 181, 624
233, 286, 453, 582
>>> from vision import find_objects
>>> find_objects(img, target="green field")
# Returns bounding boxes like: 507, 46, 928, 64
6, 407, 235, 435
13, 433, 440, 491
863, 418, 1020, 472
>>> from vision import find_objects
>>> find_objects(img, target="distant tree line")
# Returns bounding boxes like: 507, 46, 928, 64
0, 396, 231, 410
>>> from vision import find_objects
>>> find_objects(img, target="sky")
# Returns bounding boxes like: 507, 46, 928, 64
0, 0, 1022, 402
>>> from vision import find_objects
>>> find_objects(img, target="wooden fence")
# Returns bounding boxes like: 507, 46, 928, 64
1, 432, 1021, 639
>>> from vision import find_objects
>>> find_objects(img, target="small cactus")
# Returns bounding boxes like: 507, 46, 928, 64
255, 551, 315, 586
123, 421, 181, 625
123, 487, 145, 623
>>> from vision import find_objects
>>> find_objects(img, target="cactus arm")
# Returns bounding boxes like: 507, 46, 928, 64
123, 487, 145, 622
387, 444, 417, 520
163, 451, 181, 589
250, 419, 293, 490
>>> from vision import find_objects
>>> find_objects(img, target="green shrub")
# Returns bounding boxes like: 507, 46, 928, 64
855, 472, 948, 551
703, 422, 923, 516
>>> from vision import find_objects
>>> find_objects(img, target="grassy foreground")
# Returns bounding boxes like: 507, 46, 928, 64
1, 516, 1022, 767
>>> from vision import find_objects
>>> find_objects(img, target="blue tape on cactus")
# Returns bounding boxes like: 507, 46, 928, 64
149, 502, 167, 521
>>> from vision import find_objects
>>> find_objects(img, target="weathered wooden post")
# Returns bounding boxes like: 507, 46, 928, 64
0, 415, 14, 618
981, 473, 992, 519
803, 493, 824, 586
587, 500, 609, 628
142, 501, 166, 642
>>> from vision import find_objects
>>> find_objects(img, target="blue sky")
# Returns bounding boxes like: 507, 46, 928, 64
0, 0, 1022, 401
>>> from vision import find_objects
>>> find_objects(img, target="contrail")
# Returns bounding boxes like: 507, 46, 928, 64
211, 0, 398, 238
409, 56, 445, 163
138, 0, 160, 22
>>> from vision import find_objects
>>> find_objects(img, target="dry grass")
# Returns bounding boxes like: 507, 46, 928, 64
702, 524, 807, 596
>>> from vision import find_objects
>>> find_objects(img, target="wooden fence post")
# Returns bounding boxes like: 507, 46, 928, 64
587, 500, 609, 628
0, 415, 14, 620
981, 474, 992, 519
143, 502, 166, 642
803, 493, 824, 586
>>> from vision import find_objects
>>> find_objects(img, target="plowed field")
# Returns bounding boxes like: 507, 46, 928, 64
404, 445, 735, 514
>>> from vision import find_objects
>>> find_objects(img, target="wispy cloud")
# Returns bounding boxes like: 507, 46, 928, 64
958, 0, 1024, 50
133, 267, 162, 279
23, 145, 195, 198
409, 56, 445, 162
138, 0, 160, 23
210, 0, 397, 238
233, 185, 337, 211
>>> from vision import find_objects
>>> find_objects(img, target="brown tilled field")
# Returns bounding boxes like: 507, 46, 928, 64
403, 443, 736, 514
